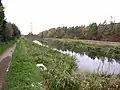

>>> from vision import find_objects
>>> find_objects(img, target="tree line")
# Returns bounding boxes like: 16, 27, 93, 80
38, 21, 120, 42
0, 2, 21, 42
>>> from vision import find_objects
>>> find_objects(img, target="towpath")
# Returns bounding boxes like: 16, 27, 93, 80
0, 44, 16, 90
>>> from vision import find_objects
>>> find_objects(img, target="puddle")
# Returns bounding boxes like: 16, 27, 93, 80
33, 40, 120, 74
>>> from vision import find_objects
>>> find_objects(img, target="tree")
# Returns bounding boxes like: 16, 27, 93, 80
12, 24, 21, 38
114, 23, 120, 36
3, 22, 13, 40
0, 3, 5, 39
38, 20, 120, 42
87, 23, 98, 39
0, 1, 21, 41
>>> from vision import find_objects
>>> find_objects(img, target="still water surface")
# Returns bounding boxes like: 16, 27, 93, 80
33, 40, 120, 74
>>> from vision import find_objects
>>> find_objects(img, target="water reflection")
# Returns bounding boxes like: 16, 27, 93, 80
58, 50, 120, 74
33, 40, 120, 74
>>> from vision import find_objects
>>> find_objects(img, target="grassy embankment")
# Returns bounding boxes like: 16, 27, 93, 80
0, 41, 15, 54
4, 38, 120, 90
42, 38, 120, 60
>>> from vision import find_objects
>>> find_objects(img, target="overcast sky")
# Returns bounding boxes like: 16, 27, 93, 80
2, 0, 120, 35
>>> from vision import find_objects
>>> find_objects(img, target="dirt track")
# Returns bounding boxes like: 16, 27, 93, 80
0, 44, 16, 90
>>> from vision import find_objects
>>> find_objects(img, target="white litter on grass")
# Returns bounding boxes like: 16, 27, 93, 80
31, 83, 34, 87
38, 82, 42, 85
6, 67, 9, 72
33, 40, 69, 54
33, 40, 43, 46
33, 40, 49, 47
6, 63, 11, 72
36, 64, 47, 70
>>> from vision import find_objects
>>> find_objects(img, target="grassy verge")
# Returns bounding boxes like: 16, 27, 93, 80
0, 41, 14, 54
41, 38, 120, 60
46, 38, 120, 46
4, 38, 120, 90
4, 39, 40, 90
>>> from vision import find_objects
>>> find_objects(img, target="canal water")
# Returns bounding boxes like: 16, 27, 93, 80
33, 40, 120, 74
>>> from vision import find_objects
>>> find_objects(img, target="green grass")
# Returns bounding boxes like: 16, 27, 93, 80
4, 38, 120, 90
4, 39, 40, 90
0, 41, 14, 54
45, 38, 120, 46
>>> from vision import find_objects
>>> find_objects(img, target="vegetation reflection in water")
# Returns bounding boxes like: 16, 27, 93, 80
39, 38, 120, 61
34, 40, 120, 75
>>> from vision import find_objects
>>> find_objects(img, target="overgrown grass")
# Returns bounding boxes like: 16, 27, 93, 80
0, 41, 14, 54
4, 39, 40, 90
41, 38, 120, 60
47, 38, 120, 46
4, 38, 120, 90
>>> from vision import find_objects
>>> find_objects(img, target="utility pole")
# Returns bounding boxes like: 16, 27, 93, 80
30, 22, 33, 33
110, 16, 113, 23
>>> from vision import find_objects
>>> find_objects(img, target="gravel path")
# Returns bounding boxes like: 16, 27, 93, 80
0, 44, 16, 90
